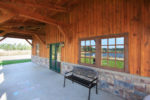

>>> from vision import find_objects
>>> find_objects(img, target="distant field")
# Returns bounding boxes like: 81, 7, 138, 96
0, 50, 31, 56
0, 59, 31, 66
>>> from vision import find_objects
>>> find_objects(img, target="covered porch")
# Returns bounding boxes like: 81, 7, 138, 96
0, 62, 123, 100
0, 0, 150, 100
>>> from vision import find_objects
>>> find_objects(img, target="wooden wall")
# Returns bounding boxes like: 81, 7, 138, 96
32, 0, 150, 77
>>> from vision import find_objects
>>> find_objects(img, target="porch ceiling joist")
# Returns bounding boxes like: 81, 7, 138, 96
0, 1, 71, 40
0, 31, 9, 37
0, 22, 45, 27
25, 39, 32, 46
0, 27, 46, 44
33, 34, 46, 45
5, 34, 32, 39
0, 28, 40, 35
0, 1, 65, 26
0, 37, 6, 42
0, 8, 15, 24
10, 1, 68, 13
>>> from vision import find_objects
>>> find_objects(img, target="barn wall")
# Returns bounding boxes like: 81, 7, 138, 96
31, 0, 150, 99
32, 0, 150, 77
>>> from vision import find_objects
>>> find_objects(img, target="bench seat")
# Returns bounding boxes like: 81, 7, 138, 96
66, 75, 96, 88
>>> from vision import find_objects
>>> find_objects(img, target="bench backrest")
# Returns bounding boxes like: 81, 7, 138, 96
72, 66, 98, 79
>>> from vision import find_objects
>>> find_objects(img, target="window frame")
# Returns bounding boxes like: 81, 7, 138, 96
78, 33, 128, 73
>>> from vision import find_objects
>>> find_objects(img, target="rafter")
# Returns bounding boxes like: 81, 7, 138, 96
5, 34, 32, 39
33, 34, 46, 45
0, 8, 15, 24
25, 39, 32, 46
0, 1, 65, 26
57, 25, 72, 40
0, 27, 40, 35
0, 27, 46, 44
0, 22, 45, 27
0, 31, 8, 37
0, 1, 71, 40
57, 25, 66, 37
11, 1, 68, 13
0, 37, 6, 42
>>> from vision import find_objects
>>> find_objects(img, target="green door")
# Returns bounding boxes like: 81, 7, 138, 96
49, 43, 61, 73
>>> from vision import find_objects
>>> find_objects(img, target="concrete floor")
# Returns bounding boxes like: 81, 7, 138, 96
0, 62, 124, 100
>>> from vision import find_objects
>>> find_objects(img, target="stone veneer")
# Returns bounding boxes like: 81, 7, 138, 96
32, 55, 49, 68
61, 62, 150, 100
31, 56, 150, 100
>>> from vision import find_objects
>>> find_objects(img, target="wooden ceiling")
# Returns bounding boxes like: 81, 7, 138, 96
0, 0, 80, 43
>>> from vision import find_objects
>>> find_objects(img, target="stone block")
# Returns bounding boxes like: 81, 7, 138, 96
140, 79, 150, 84
134, 83, 146, 92
134, 91, 147, 97
114, 80, 134, 90
99, 80, 109, 89
146, 84, 150, 94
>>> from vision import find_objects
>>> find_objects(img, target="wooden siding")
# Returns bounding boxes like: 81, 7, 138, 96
32, 0, 150, 77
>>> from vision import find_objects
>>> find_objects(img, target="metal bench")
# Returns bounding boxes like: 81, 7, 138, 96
63, 66, 99, 100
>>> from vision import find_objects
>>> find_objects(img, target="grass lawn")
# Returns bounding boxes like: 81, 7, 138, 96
101, 60, 124, 69
81, 58, 124, 69
0, 59, 31, 66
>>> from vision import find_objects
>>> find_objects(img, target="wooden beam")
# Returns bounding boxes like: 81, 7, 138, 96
0, 1, 70, 41
0, 28, 45, 43
57, 25, 66, 37
57, 25, 72, 40
0, 22, 45, 27
0, 27, 42, 35
33, 34, 46, 45
0, 31, 8, 37
0, 8, 15, 24
5, 34, 32, 39
25, 39, 32, 46
0, 1, 65, 26
12, 1, 68, 13
0, 37, 6, 42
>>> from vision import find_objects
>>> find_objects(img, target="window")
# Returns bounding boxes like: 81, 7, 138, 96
36, 44, 40, 56
79, 33, 128, 72
80, 40, 96, 65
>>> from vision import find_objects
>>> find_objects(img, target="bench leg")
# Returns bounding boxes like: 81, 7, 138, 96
96, 83, 98, 94
88, 88, 91, 100
64, 76, 66, 87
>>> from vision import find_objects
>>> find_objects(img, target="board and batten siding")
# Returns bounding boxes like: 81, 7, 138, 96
32, 0, 150, 77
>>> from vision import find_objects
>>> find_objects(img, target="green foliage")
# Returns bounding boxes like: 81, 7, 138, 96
0, 43, 31, 50
0, 59, 31, 65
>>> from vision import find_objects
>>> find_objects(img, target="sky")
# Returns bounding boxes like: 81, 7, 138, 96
0, 37, 32, 45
